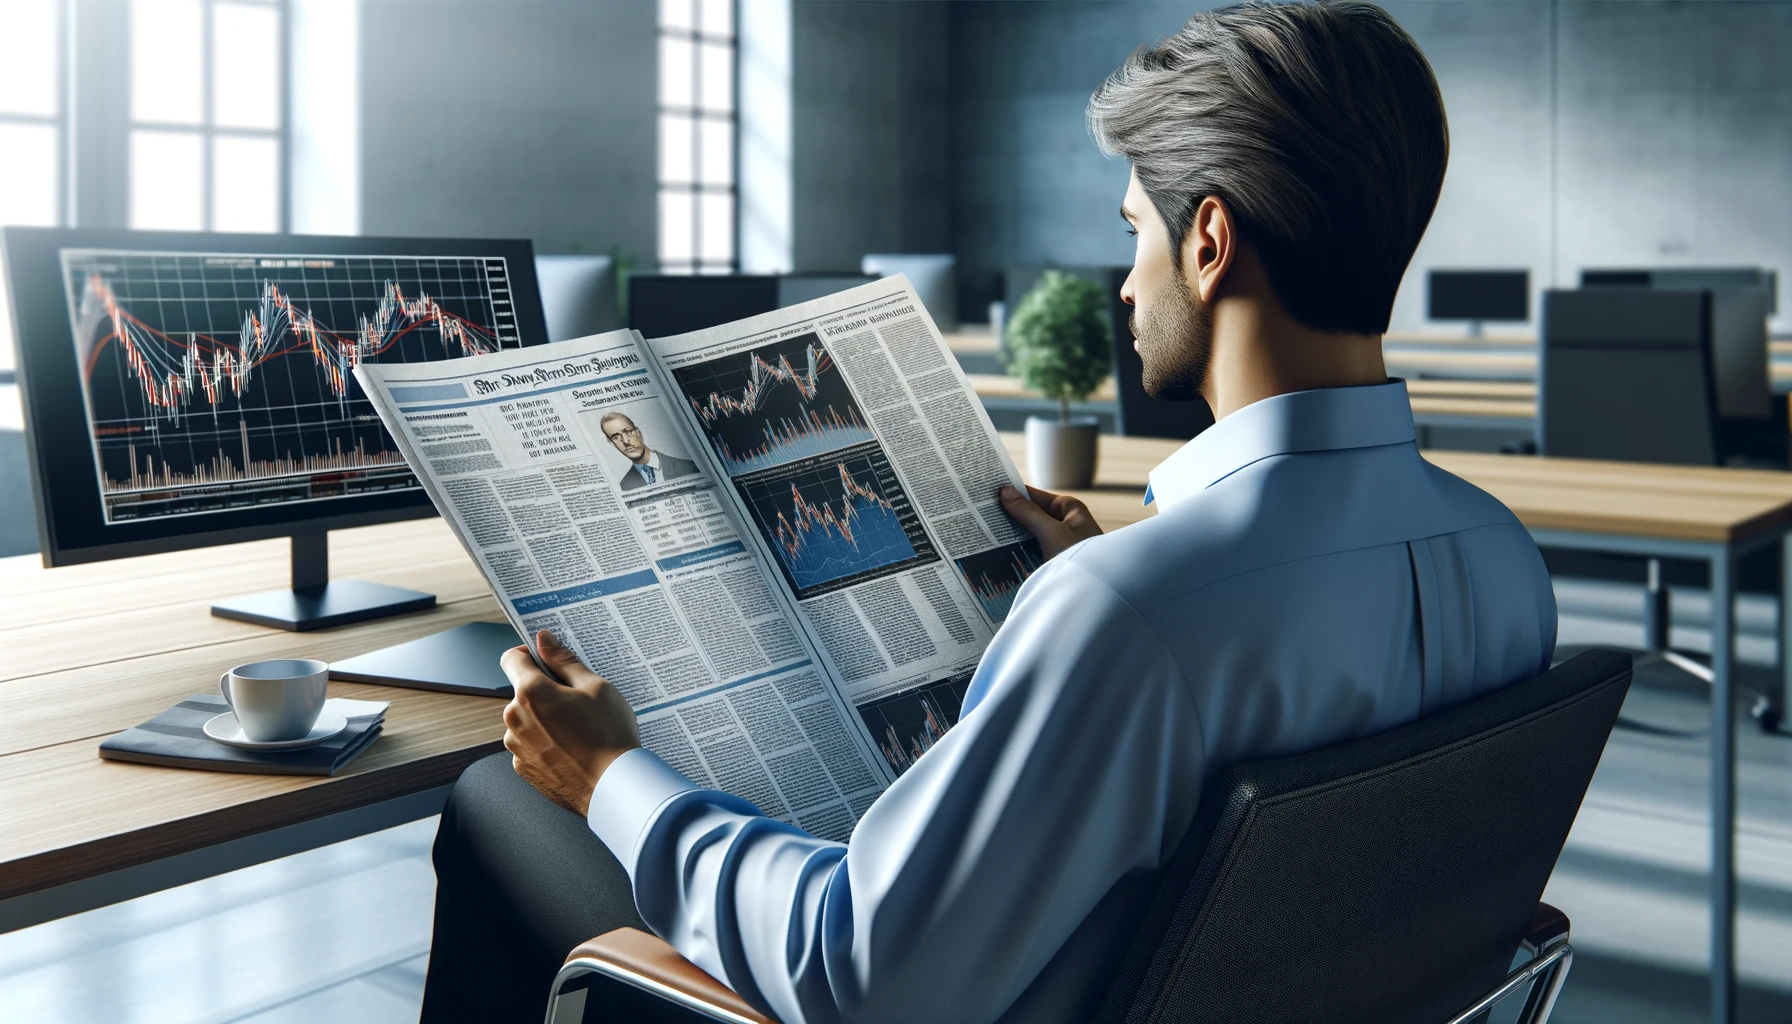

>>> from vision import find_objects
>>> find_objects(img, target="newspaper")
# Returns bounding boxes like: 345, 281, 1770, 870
355, 277, 1038, 841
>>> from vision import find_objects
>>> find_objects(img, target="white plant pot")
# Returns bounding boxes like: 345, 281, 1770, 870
1025, 415, 1100, 490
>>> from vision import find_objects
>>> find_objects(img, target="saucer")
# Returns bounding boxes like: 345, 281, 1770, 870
203, 710, 349, 750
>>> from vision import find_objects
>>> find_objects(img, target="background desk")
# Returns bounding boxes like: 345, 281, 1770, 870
999, 431, 1792, 1024
0, 521, 508, 931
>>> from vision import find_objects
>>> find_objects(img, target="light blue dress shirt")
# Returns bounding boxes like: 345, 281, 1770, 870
587, 380, 1558, 1024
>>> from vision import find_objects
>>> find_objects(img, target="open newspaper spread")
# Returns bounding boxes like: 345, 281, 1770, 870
355, 276, 1040, 841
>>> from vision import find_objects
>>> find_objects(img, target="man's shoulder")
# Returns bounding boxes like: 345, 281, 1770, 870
1059, 446, 1529, 613
664, 454, 699, 475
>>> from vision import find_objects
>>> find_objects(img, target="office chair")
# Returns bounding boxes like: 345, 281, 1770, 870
543, 649, 1631, 1024
1540, 288, 1781, 725
1539, 287, 1719, 466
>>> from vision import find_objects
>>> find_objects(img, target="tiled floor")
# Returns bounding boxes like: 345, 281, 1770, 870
2, 578, 1791, 1022
0, 819, 437, 1024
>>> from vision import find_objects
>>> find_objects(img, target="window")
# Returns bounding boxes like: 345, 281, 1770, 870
0, 0, 66, 376
129, 0, 283, 234
658, 0, 736, 275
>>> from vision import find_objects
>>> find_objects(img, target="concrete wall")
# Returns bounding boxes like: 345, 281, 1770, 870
791, 0, 951, 272
358, 0, 657, 263
948, 1, 1211, 314
950, 0, 1792, 333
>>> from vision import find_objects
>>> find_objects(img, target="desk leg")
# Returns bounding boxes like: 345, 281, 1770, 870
1710, 549, 1737, 1024
1778, 536, 1792, 728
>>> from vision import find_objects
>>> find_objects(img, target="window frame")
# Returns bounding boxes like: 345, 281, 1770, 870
127, 0, 289, 234
658, 0, 739, 275
0, 0, 70, 380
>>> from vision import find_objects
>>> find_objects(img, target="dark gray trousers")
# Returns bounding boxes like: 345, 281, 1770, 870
420, 752, 648, 1023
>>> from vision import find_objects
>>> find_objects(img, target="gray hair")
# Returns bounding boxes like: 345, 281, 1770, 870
1088, 0, 1448, 335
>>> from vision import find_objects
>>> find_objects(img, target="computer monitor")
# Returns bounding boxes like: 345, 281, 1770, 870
626, 274, 878, 339
535, 254, 617, 341
628, 274, 779, 338
861, 255, 958, 331
1427, 270, 1529, 335
779, 274, 877, 308
2, 227, 549, 629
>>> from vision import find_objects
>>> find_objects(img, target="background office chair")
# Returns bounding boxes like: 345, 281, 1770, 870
544, 649, 1630, 1024
1540, 287, 1720, 466
1540, 288, 1782, 725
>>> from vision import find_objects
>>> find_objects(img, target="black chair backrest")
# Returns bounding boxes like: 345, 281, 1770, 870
1095, 649, 1632, 1024
1540, 288, 1718, 465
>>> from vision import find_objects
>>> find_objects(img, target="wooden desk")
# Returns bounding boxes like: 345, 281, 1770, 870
966, 373, 1119, 404
0, 519, 508, 928
999, 430, 1787, 1024
942, 326, 999, 356
1384, 330, 1539, 347
1381, 347, 1538, 379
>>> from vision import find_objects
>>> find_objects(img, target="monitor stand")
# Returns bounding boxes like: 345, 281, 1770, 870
211, 532, 436, 631
1464, 319, 1485, 338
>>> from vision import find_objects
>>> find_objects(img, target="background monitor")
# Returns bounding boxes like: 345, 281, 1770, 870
862, 254, 958, 331
779, 274, 877, 308
1427, 269, 1530, 325
535, 254, 618, 341
2, 227, 549, 628
627, 274, 883, 339
628, 274, 779, 338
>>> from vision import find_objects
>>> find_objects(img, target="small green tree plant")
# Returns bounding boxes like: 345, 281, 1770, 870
1004, 271, 1114, 422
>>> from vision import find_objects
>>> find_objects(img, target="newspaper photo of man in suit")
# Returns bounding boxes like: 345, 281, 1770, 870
600, 410, 698, 490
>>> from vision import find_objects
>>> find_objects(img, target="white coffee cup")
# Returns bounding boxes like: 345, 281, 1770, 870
219, 659, 329, 742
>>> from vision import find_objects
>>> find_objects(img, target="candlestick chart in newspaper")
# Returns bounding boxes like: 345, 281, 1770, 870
856, 672, 973, 776
954, 539, 1045, 623
671, 332, 877, 476
63, 250, 522, 522
734, 443, 937, 600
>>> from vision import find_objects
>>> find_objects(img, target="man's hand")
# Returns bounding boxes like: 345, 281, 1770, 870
501, 631, 642, 816
999, 484, 1103, 560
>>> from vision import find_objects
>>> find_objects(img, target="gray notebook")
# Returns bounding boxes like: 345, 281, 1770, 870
99, 694, 383, 776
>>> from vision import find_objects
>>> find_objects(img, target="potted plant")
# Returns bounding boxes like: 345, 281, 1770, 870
1004, 270, 1113, 489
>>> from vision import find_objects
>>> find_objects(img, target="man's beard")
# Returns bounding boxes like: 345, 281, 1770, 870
1130, 271, 1211, 401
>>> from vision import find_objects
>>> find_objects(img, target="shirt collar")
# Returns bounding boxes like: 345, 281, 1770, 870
1145, 379, 1416, 512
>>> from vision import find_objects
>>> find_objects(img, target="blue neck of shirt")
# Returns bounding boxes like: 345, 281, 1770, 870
1146, 380, 1416, 511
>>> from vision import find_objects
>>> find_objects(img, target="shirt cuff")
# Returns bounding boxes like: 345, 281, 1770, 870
587, 747, 701, 863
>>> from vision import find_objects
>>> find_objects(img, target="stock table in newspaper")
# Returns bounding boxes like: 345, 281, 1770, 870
648, 276, 1043, 779
356, 330, 888, 841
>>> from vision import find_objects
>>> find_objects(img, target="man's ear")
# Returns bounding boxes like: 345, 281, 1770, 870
1181, 196, 1237, 304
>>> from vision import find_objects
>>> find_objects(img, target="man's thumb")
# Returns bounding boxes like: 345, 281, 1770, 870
1000, 485, 1057, 538
536, 631, 579, 673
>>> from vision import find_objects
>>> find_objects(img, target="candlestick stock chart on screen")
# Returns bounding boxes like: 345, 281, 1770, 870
63, 250, 523, 523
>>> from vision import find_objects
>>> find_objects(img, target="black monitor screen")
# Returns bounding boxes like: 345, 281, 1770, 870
67, 248, 526, 523
628, 274, 778, 338
1427, 269, 1529, 322
4, 228, 547, 564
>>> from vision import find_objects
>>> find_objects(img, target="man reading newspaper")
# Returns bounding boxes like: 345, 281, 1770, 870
421, 4, 1555, 1021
